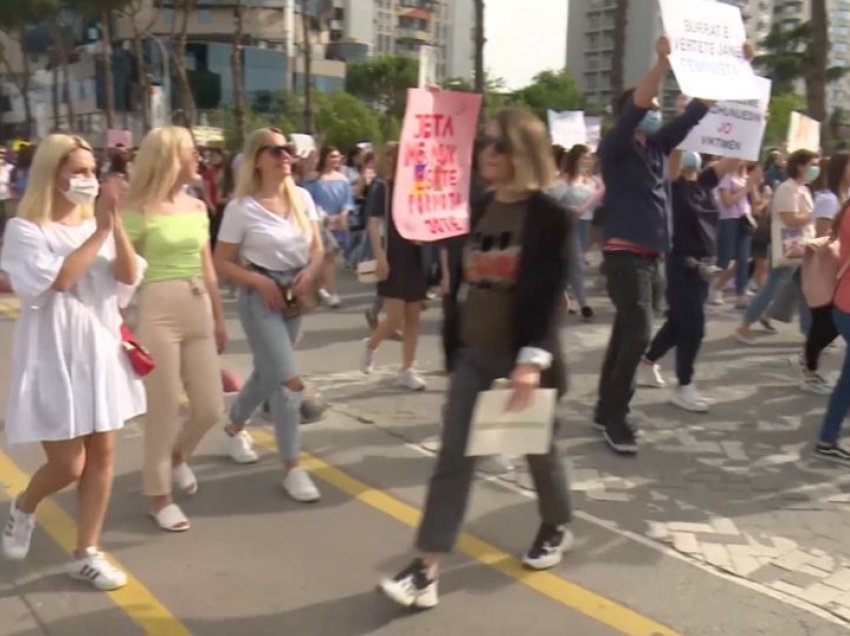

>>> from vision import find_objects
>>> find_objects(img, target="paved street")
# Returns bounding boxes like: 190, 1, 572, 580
2, 273, 850, 635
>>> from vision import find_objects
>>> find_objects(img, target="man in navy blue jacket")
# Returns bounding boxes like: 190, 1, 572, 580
595, 36, 713, 455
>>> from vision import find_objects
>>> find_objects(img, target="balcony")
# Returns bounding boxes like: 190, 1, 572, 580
396, 26, 431, 43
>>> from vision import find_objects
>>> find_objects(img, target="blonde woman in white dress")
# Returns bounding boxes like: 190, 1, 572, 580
0, 134, 146, 590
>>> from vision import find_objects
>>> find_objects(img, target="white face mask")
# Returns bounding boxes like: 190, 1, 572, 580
62, 177, 100, 205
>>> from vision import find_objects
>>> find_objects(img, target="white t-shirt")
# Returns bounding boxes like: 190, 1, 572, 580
0, 163, 11, 201
813, 190, 840, 220
218, 188, 319, 272
771, 178, 814, 266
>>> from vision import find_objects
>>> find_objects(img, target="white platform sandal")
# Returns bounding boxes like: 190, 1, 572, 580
172, 463, 198, 496
149, 504, 191, 532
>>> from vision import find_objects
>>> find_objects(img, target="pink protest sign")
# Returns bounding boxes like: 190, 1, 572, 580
393, 88, 482, 242
105, 129, 133, 148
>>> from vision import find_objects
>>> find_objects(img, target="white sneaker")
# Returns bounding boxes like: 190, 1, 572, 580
68, 548, 128, 591
670, 384, 709, 413
283, 467, 320, 503
321, 291, 341, 308
223, 429, 259, 464
398, 368, 426, 391
801, 371, 833, 396
379, 559, 439, 609
2, 498, 34, 561
360, 339, 375, 374
638, 361, 666, 387
708, 289, 725, 306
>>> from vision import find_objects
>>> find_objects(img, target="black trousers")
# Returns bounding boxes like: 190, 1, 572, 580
596, 252, 661, 430
806, 305, 840, 372
645, 256, 708, 386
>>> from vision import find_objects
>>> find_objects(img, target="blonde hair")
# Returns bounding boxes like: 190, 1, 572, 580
124, 126, 194, 212
375, 142, 400, 180
233, 127, 311, 235
17, 134, 94, 225
494, 108, 557, 193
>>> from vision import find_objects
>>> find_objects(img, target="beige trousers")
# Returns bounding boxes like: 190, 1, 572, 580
137, 278, 223, 496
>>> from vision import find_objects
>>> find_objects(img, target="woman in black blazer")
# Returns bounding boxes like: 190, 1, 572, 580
379, 107, 574, 610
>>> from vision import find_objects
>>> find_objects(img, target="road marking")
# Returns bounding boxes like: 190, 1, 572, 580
251, 429, 680, 636
0, 449, 192, 636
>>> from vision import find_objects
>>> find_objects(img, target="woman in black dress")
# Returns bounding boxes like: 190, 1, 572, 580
361, 142, 429, 391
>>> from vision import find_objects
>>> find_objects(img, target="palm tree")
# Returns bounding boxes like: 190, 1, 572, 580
808, 0, 828, 141
610, 0, 628, 113
231, 0, 247, 144
117, 0, 159, 131
473, 0, 485, 95
170, 0, 197, 127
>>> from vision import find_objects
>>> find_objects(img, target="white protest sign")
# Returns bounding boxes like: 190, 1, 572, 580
678, 76, 772, 161
547, 110, 587, 148
585, 116, 602, 152
418, 45, 438, 88
787, 111, 821, 153
659, 0, 760, 100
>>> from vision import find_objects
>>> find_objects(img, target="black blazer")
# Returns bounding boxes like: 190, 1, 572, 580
452, 190, 573, 396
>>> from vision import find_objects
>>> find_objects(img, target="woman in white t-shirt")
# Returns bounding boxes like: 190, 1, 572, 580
213, 127, 324, 502
736, 149, 819, 344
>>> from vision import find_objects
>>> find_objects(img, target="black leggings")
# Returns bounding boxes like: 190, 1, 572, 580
806, 305, 840, 372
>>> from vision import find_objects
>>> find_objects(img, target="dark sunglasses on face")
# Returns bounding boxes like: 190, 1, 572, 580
261, 144, 296, 159
479, 134, 510, 155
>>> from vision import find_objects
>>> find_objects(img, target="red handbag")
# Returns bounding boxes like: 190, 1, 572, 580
120, 324, 155, 377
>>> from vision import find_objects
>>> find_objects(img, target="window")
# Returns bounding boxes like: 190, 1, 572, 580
833, 42, 849, 53
197, 9, 211, 23
163, 8, 173, 23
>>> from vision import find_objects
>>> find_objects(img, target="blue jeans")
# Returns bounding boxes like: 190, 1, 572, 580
717, 218, 752, 295
567, 233, 587, 307
744, 266, 793, 324
819, 308, 850, 444
577, 219, 592, 255
230, 284, 302, 462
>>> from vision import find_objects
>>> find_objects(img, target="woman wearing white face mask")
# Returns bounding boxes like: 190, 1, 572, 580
0, 134, 146, 590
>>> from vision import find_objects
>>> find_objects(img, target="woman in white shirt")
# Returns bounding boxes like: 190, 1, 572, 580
213, 127, 324, 502
0, 134, 145, 590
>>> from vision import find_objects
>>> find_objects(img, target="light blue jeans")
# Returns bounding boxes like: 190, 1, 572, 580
820, 308, 850, 444
717, 218, 753, 296
567, 232, 587, 307
577, 219, 592, 256
230, 283, 302, 462
744, 266, 792, 324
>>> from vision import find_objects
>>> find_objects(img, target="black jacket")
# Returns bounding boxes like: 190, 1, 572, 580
451, 190, 573, 395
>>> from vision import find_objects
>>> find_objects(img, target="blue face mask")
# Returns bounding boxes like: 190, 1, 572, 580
638, 110, 663, 135
681, 151, 702, 173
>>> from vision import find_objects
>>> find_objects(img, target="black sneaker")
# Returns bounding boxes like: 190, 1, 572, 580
581, 306, 594, 322
378, 559, 438, 609
814, 443, 850, 466
523, 523, 574, 570
604, 425, 638, 455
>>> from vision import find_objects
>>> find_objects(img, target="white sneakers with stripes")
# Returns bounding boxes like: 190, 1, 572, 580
2, 497, 34, 561
68, 547, 128, 591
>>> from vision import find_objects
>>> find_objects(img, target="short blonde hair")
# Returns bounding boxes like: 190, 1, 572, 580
233, 128, 311, 236
17, 134, 94, 225
124, 126, 194, 212
375, 142, 400, 180
493, 108, 557, 193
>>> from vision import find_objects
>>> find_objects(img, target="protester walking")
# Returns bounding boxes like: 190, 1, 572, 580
213, 127, 324, 502
1, 134, 145, 590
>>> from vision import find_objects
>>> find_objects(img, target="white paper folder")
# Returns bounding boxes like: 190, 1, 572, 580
465, 389, 557, 457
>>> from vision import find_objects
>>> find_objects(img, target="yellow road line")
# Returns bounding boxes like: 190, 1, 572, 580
0, 450, 192, 636
251, 429, 681, 636
0, 296, 20, 319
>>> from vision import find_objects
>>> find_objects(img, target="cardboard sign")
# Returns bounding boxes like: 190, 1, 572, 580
105, 129, 132, 148
290, 133, 317, 160
584, 116, 602, 152
393, 88, 482, 242
547, 110, 587, 149
466, 389, 557, 457
659, 0, 760, 100
787, 111, 821, 153
418, 45, 438, 88
192, 126, 225, 147
678, 76, 772, 160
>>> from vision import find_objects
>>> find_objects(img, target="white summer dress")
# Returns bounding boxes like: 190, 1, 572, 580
0, 218, 147, 445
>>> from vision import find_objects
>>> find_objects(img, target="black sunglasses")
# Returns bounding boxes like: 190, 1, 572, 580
260, 144, 296, 158
478, 134, 510, 155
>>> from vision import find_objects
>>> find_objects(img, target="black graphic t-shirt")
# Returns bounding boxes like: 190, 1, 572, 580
461, 198, 528, 356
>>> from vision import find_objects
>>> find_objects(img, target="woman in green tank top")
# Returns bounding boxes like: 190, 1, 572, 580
123, 126, 227, 533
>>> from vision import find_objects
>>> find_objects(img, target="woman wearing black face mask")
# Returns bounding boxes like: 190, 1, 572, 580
638, 151, 740, 412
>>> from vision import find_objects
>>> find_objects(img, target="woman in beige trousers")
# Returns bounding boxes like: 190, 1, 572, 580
123, 127, 227, 532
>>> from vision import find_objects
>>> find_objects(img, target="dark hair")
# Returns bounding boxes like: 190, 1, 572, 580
319, 145, 340, 172
833, 198, 850, 239
616, 88, 635, 116
346, 146, 362, 167
562, 144, 590, 179
827, 151, 850, 198
785, 149, 818, 180
551, 145, 566, 170
108, 152, 129, 176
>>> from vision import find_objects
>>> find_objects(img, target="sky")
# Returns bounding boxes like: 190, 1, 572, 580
484, 0, 569, 90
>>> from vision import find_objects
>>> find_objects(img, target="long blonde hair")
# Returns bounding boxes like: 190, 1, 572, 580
494, 108, 557, 193
17, 134, 95, 225
234, 128, 311, 235
124, 126, 194, 212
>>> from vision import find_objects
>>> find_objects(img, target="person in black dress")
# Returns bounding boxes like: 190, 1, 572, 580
361, 142, 429, 391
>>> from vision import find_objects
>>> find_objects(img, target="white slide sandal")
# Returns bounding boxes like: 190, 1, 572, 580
172, 463, 198, 496
149, 504, 191, 532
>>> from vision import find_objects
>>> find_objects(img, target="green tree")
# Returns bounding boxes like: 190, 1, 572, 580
346, 54, 417, 134
764, 92, 806, 148
314, 91, 383, 150
510, 69, 584, 122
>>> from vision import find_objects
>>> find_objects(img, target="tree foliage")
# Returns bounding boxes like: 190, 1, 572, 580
345, 54, 418, 122
314, 91, 383, 151
764, 91, 806, 148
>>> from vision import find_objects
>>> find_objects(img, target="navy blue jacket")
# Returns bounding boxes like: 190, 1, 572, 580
599, 99, 709, 253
